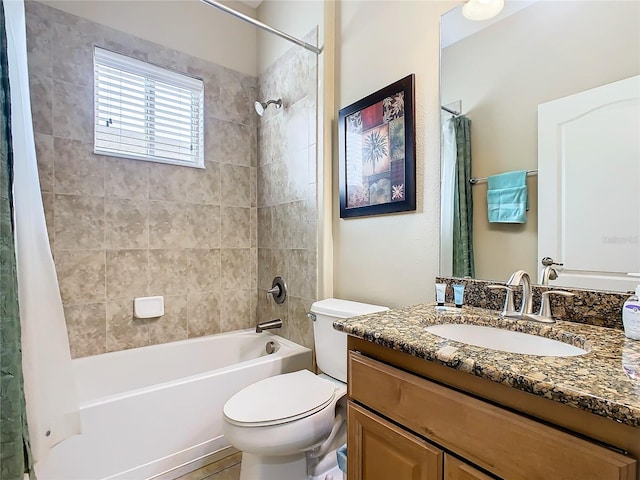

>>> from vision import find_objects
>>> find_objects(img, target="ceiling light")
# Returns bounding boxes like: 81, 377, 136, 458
462, 0, 505, 21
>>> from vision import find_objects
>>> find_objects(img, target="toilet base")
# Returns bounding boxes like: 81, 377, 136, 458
239, 452, 307, 480
238, 449, 343, 480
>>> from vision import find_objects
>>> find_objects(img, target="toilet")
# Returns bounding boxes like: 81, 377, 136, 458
223, 298, 388, 480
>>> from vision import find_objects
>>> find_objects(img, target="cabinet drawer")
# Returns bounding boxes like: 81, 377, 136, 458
348, 352, 636, 480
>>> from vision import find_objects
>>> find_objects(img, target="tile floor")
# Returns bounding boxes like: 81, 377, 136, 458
176, 452, 241, 480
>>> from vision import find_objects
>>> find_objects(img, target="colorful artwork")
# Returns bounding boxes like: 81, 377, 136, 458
339, 75, 416, 218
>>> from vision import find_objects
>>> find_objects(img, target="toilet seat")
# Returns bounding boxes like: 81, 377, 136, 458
223, 370, 337, 427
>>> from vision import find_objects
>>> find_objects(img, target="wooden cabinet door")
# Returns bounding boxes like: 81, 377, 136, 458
444, 454, 494, 480
348, 401, 443, 480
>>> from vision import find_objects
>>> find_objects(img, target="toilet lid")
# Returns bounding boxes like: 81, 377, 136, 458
223, 370, 336, 426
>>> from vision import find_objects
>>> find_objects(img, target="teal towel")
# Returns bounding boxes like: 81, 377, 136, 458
487, 170, 529, 223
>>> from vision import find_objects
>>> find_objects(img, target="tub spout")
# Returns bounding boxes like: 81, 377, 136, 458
256, 318, 282, 333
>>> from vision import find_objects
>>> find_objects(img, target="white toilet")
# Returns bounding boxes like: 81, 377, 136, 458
223, 298, 388, 480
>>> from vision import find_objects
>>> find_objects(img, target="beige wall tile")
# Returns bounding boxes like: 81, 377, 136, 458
250, 207, 257, 249
220, 288, 252, 332
221, 249, 251, 290
105, 157, 149, 200
204, 116, 222, 163
221, 206, 250, 249
256, 206, 272, 249
106, 299, 149, 351
270, 159, 289, 205
271, 203, 290, 249
289, 201, 316, 251
106, 249, 149, 300
54, 138, 105, 197
35, 133, 54, 193
52, 80, 92, 142
287, 249, 317, 300
286, 147, 310, 202
25, 7, 52, 78
29, 75, 52, 135
149, 249, 189, 296
287, 296, 314, 349
187, 249, 220, 294
218, 121, 254, 167
148, 295, 188, 345
55, 250, 105, 304
105, 198, 148, 250
186, 204, 221, 249
257, 248, 273, 291
221, 165, 251, 207
41, 192, 55, 248
187, 291, 221, 337
51, 21, 93, 86
256, 164, 272, 207
149, 162, 220, 205
65, 303, 107, 358
148, 200, 190, 249
54, 194, 104, 250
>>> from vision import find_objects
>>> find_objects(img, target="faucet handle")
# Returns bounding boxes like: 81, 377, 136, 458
538, 290, 574, 317
487, 284, 516, 316
527, 290, 575, 323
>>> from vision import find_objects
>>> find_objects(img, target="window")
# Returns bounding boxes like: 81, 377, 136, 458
94, 47, 204, 168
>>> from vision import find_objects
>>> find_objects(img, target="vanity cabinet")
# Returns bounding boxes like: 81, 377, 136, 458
348, 401, 442, 479
347, 341, 638, 480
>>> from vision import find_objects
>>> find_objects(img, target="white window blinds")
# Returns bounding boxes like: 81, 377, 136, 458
94, 47, 204, 168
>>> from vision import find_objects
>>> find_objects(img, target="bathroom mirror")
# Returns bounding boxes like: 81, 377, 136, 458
440, 0, 640, 291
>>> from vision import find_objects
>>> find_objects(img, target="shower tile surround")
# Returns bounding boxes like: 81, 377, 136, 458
25, 1, 267, 357
256, 30, 319, 351
436, 276, 630, 330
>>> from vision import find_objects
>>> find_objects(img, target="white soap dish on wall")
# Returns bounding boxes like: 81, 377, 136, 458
134, 296, 164, 318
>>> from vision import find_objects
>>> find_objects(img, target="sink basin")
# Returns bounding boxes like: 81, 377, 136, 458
425, 324, 587, 357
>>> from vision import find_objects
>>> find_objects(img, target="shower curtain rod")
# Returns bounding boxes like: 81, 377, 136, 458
200, 0, 322, 55
441, 105, 460, 116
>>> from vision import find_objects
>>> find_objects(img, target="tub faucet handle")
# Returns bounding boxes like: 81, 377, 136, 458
266, 276, 287, 304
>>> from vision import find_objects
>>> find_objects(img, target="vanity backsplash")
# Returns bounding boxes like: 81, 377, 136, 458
436, 276, 630, 330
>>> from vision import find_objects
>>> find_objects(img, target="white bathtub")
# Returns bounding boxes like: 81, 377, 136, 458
35, 330, 312, 480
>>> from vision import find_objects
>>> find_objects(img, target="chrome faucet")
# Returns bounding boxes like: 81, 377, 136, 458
255, 318, 282, 333
505, 269, 533, 318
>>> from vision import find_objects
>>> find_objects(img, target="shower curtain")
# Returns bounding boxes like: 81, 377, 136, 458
0, 2, 31, 477
440, 117, 456, 277
452, 116, 474, 278
441, 115, 474, 278
4, 0, 80, 467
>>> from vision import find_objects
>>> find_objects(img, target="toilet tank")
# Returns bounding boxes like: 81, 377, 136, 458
310, 298, 388, 383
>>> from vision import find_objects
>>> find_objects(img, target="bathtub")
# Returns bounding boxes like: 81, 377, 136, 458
35, 330, 312, 480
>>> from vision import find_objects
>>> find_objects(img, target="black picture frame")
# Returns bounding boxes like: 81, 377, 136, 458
338, 74, 416, 218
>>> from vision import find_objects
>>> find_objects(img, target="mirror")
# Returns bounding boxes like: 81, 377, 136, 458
440, 0, 640, 291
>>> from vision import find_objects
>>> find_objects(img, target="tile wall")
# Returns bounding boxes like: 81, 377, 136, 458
256, 31, 318, 349
26, 1, 260, 357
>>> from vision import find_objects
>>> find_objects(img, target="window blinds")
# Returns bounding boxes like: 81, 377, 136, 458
94, 47, 204, 168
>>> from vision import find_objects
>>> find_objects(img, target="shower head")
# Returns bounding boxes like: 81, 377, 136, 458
254, 99, 282, 116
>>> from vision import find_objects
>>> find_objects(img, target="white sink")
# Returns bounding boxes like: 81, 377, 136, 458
425, 324, 587, 357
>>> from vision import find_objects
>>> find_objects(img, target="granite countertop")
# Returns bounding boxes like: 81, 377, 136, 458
333, 303, 640, 428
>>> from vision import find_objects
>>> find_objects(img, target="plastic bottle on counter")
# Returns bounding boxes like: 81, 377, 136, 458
622, 285, 640, 340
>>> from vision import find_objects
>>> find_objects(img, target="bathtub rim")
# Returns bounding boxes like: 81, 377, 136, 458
77, 330, 312, 409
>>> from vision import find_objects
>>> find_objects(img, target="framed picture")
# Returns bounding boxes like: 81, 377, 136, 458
338, 74, 416, 218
